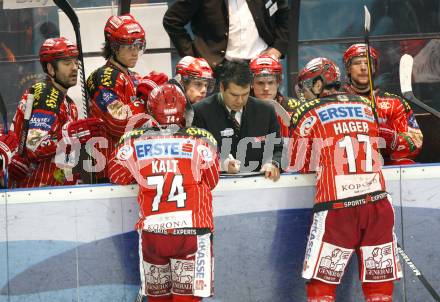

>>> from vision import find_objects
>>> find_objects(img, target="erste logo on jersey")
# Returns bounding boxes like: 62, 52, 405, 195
135, 138, 194, 160
317, 103, 374, 124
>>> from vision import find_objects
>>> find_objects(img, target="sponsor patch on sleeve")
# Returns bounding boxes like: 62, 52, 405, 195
29, 111, 55, 131
96, 88, 118, 112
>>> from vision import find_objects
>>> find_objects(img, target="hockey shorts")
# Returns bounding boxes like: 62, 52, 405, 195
302, 196, 403, 284
139, 230, 213, 298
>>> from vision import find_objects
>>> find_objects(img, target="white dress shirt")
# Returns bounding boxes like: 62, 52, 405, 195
225, 0, 268, 61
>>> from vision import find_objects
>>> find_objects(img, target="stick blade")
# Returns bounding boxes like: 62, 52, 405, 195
269, 100, 291, 127
399, 54, 414, 95
364, 6, 371, 32
118, 0, 132, 15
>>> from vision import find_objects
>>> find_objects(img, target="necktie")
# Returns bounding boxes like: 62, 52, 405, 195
230, 110, 240, 130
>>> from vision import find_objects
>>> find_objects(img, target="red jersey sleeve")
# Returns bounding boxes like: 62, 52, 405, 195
108, 140, 137, 185
288, 111, 315, 173
87, 66, 146, 138
377, 93, 423, 160
199, 142, 220, 190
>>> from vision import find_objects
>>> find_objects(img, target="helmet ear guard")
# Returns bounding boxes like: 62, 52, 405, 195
297, 57, 341, 99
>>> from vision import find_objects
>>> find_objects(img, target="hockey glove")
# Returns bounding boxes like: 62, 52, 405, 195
62, 118, 106, 144
0, 132, 18, 170
137, 71, 169, 103
379, 126, 397, 151
8, 154, 31, 180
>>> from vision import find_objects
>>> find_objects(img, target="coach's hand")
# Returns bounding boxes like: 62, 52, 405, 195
261, 161, 280, 181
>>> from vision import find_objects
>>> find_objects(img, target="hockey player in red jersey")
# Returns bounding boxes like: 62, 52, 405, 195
290, 58, 402, 302
341, 43, 423, 165
249, 54, 297, 137
108, 83, 220, 302
169, 56, 215, 104
9, 37, 104, 187
87, 14, 167, 181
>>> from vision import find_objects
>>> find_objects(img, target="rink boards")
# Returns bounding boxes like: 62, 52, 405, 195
1, 165, 440, 302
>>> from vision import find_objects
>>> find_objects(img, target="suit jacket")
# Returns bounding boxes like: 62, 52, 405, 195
163, 0, 290, 68
192, 93, 282, 172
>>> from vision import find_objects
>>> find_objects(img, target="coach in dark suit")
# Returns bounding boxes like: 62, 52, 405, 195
163, 0, 289, 68
192, 60, 281, 181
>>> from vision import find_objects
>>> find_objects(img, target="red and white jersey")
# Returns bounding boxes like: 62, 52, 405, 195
87, 62, 147, 178
342, 84, 423, 163
289, 93, 386, 204
10, 80, 79, 187
108, 126, 220, 232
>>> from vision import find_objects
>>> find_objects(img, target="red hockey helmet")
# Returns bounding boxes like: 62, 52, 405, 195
147, 84, 186, 127
104, 14, 145, 47
176, 56, 214, 92
298, 58, 341, 97
298, 57, 341, 88
176, 56, 214, 79
249, 54, 282, 78
39, 37, 79, 63
343, 43, 379, 70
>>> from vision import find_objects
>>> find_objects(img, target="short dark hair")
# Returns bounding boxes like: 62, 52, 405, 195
220, 60, 252, 89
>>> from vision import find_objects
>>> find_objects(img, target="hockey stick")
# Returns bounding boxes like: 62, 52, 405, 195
363, 6, 379, 124
399, 54, 440, 119
396, 243, 440, 301
269, 99, 291, 128
118, 0, 132, 15
53, 0, 88, 117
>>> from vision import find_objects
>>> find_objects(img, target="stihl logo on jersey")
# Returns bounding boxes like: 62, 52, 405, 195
134, 138, 194, 160
316, 104, 374, 124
